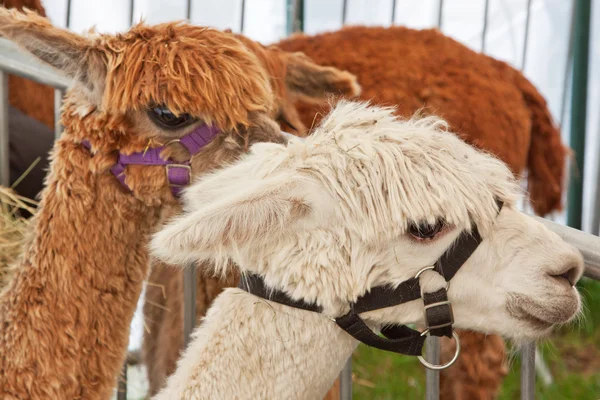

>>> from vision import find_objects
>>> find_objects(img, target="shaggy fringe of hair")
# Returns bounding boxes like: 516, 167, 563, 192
288, 100, 521, 240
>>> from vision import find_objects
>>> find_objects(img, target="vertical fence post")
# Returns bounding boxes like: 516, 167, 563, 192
520, 0, 532, 71
186, 0, 192, 21
520, 342, 536, 400
183, 266, 197, 348
65, 0, 72, 28
286, 0, 304, 35
567, 0, 592, 230
339, 357, 352, 400
240, 0, 246, 33
437, 0, 444, 29
559, 1, 576, 131
341, 0, 348, 25
425, 336, 440, 400
0, 71, 8, 187
129, 0, 135, 26
481, 0, 490, 52
117, 362, 128, 400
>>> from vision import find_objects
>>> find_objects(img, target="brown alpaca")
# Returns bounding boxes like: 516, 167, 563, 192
0, 8, 358, 399
143, 26, 567, 400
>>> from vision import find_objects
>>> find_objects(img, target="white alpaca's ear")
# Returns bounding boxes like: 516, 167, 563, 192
150, 176, 312, 265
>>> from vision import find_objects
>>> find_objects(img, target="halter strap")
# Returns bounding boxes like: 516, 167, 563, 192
239, 201, 503, 360
83, 124, 219, 197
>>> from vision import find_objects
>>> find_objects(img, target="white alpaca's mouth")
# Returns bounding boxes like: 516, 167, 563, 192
505, 292, 581, 334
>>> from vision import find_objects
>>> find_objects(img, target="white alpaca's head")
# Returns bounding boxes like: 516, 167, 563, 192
151, 101, 583, 341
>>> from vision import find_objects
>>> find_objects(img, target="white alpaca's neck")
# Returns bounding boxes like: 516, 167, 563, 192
154, 288, 358, 400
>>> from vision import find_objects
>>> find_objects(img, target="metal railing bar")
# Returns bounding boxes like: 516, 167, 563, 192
0, 39, 70, 91
129, 0, 136, 26
117, 362, 128, 400
390, 0, 397, 25
437, 0, 444, 29
425, 336, 440, 400
183, 266, 197, 348
532, 215, 600, 280
54, 89, 65, 140
186, 0, 192, 21
286, 0, 304, 36
341, 0, 348, 25
567, 0, 592, 230
520, 342, 536, 400
65, 0, 72, 29
559, 0, 576, 130
520, 0, 532, 71
0, 72, 8, 187
240, 0, 246, 33
481, 0, 490, 53
592, 111, 600, 236
339, 357, 352, 400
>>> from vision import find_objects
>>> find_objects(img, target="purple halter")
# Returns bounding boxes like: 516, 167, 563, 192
83, 124, 219, 197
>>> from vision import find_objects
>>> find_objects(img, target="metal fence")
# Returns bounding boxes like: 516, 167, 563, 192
0, 1, 597, 399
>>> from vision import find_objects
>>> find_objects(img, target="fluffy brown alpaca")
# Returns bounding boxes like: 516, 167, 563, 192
144, 25, 566, 400
0, 8, 357, 399
276, 25, 566, 399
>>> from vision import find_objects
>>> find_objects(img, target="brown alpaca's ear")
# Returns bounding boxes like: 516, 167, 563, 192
0, 8, 106, 99
151, 175, 312, 266
285, 52, 361, 102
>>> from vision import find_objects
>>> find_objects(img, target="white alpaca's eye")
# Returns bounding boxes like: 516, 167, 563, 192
408, 220, 446, 241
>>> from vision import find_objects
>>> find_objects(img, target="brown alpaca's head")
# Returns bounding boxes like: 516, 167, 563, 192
0, 8, 359, 206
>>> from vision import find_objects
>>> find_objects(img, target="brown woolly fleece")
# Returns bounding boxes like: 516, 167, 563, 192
277, 26, 567, 217
143, 26, 568, 400
0, 7, 358, 399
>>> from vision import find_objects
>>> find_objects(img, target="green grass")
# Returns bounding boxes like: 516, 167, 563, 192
351, 279, 600, 400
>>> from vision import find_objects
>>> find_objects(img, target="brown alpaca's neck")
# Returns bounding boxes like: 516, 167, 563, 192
0, 139, 161, 399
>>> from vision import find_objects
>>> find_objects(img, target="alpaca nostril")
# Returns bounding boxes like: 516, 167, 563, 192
550, 265, 580, 287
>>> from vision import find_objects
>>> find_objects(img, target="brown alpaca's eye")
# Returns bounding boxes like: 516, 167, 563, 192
408, 220, 446, 241
148, 106, 196, 129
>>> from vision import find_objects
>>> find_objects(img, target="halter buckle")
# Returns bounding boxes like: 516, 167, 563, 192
423, 300, 454, 330
165, 164, 192, 188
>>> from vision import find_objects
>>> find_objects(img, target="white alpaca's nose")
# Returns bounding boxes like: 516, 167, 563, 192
548, 263, 581, 287
544, 247, 584, 288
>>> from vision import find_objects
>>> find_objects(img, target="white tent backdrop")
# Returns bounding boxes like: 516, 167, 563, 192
39, 0, 600, 353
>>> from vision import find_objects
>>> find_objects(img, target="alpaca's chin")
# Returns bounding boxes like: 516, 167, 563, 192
504, 291, 581, 338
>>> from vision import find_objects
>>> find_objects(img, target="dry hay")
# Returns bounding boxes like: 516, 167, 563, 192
0, 186, 36, 289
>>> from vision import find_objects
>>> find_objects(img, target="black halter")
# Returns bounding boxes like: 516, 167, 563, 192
239, 201, 503, 362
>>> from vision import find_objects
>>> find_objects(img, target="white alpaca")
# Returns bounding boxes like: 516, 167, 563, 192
150, 101, 583, 400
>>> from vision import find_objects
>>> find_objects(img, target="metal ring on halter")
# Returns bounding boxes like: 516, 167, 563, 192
414, 266, 450, 291
417, 329, 461, 370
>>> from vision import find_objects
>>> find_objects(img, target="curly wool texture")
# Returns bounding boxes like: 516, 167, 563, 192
0, 6, 302, 399
3, 3, 358, 399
